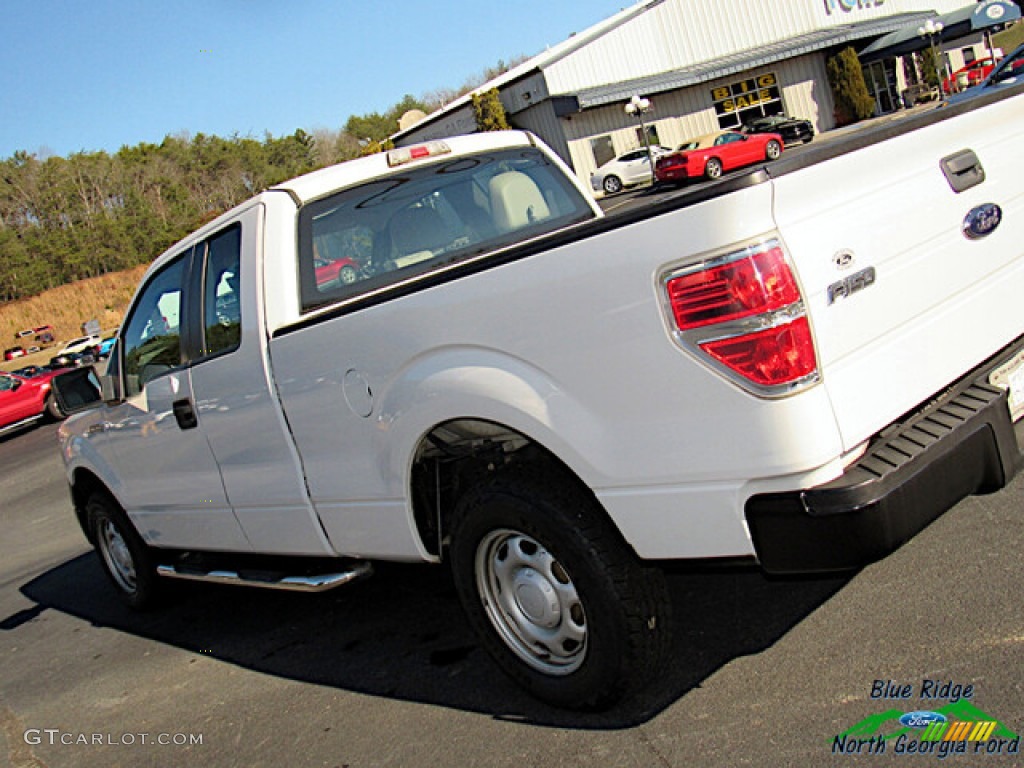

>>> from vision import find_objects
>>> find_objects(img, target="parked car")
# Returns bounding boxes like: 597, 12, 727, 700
98, 335, 118, 358
654, 130, 783, 185
942, 57, 998, 95
59, 334, 101, 357
3, 346, 26, 361
590, 146, 670, 195
946, 44, 1024, 105
49, 351, 95, 369
740, 114, 814, 145
0, 368, 69, 435
314, 256, 361, 288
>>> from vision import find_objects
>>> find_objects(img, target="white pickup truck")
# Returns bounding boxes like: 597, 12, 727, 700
55, 88, 1024, 710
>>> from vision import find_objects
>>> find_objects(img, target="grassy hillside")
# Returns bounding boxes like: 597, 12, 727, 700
0, 266, 146, 370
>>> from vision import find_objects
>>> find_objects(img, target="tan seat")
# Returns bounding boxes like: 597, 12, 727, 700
488, 172, 551, 233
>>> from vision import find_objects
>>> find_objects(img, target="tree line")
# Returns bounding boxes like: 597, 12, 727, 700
0, 59, 522, 303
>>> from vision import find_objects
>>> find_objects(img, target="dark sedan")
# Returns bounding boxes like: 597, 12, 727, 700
740, 115, 814, 145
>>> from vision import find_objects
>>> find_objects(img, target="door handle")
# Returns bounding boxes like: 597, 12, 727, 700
172, 398, 198, 430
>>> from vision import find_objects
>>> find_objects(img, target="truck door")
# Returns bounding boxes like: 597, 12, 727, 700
105, 248, 251, 551
184, 207, 332, 555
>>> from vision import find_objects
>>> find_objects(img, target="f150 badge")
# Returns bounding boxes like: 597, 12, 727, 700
962, 203, 1002, 240
827, 266, 875, 305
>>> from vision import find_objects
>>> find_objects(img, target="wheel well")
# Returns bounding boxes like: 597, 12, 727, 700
69, 469, 113, 544
410, 420, 591, 559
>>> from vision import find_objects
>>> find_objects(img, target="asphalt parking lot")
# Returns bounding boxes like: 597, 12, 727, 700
1, 419, 1021, 767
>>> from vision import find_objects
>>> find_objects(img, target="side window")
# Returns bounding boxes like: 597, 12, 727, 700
202, 225, 242, 357
590, 135, 615, 168
121, 256, 186, 398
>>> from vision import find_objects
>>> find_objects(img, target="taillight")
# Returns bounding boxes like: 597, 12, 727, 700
662, 239, 818, 395
667, 244, 800, 330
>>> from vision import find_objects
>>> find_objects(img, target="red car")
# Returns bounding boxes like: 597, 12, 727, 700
0, 368, 69, 436
314, 256, 360, 288
654, 130, 784, 185
943, 57, 998, 95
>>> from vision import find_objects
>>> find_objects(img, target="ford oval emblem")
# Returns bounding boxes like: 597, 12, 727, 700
963, 203, 1002, 240
899, 711, 948, 729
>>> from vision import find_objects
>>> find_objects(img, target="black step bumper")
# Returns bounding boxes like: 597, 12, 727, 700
745, 341, 1024, 574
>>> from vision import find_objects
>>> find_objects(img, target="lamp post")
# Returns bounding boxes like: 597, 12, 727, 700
917, 18, 946, 100
624, 95, 654, 182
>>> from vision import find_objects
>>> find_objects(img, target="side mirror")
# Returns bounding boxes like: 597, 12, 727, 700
50, 367, 104, 415
10, 379, 22, 391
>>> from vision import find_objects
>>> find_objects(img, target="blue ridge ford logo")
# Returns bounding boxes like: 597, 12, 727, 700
963, 203, 1002, 240
899, 711, 948, 729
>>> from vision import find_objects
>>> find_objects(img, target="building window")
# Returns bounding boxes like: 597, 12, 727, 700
636, 125, 660, 148
590, 135, 615, 168
710, 73, 783, 130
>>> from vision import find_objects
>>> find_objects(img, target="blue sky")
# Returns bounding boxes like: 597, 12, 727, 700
1, 1, 631, 159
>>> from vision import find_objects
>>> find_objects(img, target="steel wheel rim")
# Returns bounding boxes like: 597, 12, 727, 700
603, 176, 621, 194
475, 528, 587, 675
98, 519, 137, 594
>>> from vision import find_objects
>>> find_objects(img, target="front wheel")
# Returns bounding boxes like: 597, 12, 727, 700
44, 393, 64, 421
765, 139, 782, 161
87, 493, 160, 609
449, 467, 671, 710
602, 175, 623, 195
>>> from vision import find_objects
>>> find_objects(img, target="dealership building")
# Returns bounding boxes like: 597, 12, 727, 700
393, 0, 1019, 183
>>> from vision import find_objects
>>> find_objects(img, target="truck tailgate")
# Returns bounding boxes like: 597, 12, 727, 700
771, 93, 1024, 453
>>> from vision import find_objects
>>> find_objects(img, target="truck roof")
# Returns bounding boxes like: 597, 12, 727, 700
274, 130, 539, 205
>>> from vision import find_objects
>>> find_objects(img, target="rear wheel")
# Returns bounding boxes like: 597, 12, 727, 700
704, 157, 723, 180
602, 175, 623, 195
765, 139, 782, 161
449, 467, 671, 710
340, 265, 358, 284
87, 493, 160, 610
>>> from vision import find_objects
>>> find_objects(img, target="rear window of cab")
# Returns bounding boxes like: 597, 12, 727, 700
297, 147, 595, 313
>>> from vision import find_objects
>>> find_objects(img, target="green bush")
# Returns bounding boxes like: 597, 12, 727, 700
472, 89, 510, 132
827, 46, 877, 125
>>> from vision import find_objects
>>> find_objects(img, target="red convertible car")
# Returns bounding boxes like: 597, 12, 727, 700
654, 130, 784, 185
314, 256, 360, 288
942, 57, 998, 95
0, 368, 69, 436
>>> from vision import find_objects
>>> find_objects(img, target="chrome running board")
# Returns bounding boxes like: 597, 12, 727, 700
155, 561, 373, 592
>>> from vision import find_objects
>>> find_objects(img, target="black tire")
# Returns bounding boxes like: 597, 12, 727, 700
765, 139, 782, 161
602, 175, 623, 195
87, 493, 160, 610
44, 392, 64, 421
449, 466, 671, 710
704, 157, 723, 180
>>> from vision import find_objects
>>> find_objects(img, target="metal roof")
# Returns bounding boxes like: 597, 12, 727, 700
859, 0, 1021, 62
573, 14, 932, 109
390, 0, 657, 142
